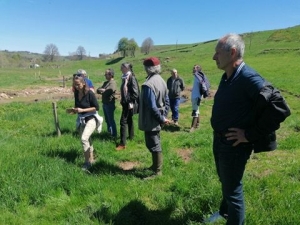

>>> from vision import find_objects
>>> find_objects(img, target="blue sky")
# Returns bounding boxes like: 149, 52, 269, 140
0, 0, 299, 57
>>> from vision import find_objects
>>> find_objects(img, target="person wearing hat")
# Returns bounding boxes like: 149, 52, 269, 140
166, 68, 185, 125
96, 68, 117, 138
138, 57, 170, 178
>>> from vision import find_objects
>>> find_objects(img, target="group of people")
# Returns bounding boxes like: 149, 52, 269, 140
69, 58, 170, 177
68, 33, 290, 225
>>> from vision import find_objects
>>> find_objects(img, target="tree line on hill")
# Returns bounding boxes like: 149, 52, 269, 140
117, 37, 154, 57
0, 36, 154, 68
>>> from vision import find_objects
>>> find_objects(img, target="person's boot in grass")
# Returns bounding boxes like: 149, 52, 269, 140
143, 152, 155, 171
143, 152, 162, 180
155, 152, 163, 176
173, 120, 179, 126
89, 150, 95, 164
196, 116, 200, 128
82, 150, 92, 172
189, 117, 198, 132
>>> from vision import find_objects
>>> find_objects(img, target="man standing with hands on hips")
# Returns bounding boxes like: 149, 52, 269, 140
208, 33, 290, 224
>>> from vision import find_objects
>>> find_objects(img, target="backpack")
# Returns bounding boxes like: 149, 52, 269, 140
195, 72, 210, 98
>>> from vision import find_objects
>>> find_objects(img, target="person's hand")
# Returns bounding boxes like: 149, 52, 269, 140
164, 118, 171, 124
160, 118, 170, 128
73, 107, 84, 113
225, 128, 249, 146
66, 108, 75, 114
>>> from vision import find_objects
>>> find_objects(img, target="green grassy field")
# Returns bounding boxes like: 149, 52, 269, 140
0, 25, 299, 224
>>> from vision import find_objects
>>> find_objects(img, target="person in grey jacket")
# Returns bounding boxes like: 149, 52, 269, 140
166, 69, 185, 125
138, 57, 170, 178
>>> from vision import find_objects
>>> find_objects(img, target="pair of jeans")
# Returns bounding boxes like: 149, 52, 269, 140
169, 97, 180, 121
102, 103, 117, 137
213, 134, 253, 225
119, 104, 134, 146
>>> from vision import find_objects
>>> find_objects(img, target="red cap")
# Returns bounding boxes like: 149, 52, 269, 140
143, 57, 160, 66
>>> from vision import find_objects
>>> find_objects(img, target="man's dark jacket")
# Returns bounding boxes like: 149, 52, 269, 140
245, 82, 291, 153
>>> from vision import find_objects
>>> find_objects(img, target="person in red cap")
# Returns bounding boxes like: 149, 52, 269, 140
138, 57, 170, 178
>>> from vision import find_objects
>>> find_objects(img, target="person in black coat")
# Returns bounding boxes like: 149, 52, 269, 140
207, 33, 290, 224
116, 62, 139, 150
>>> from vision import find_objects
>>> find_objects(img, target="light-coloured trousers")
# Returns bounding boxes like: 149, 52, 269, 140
79, 118, 96, 152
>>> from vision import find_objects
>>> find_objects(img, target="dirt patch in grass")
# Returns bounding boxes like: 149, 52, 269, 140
180, 88, 216, 102
118, 161, 141, 171
177, 148, 193, 163
0, 86, 122, 104
0, 85, 215, 105
0, 87, 74, 104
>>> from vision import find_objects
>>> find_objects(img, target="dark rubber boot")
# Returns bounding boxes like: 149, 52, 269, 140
190, 117, 198, 132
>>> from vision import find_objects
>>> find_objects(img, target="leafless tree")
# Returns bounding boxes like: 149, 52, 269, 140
76, 46, 86, 60
43, 43, 60, 62
141, 37, 154, 54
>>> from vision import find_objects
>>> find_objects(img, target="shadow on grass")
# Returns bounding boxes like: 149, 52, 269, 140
89, 160, 159, 179
44, 148, 80, 164
92, 199, 205, 225
48, 128, 78, 137
89, 158, 125, 175
92, 131, 118, 144
106, 57, 124, 65
48, 129, 117, 144
162, 124, 181, 132
43, 148, 155, 179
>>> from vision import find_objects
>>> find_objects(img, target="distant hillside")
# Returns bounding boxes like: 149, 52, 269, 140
1, 24, 299, 70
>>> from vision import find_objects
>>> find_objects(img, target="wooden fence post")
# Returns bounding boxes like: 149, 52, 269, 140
52, 102, 61, 136
63, 76, 65, 88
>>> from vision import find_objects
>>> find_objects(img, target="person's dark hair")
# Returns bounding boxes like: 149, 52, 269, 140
121, 62, 135, 76
121, 62, 133, 71
107, 68, 114, 77
73, 76, 89, 94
